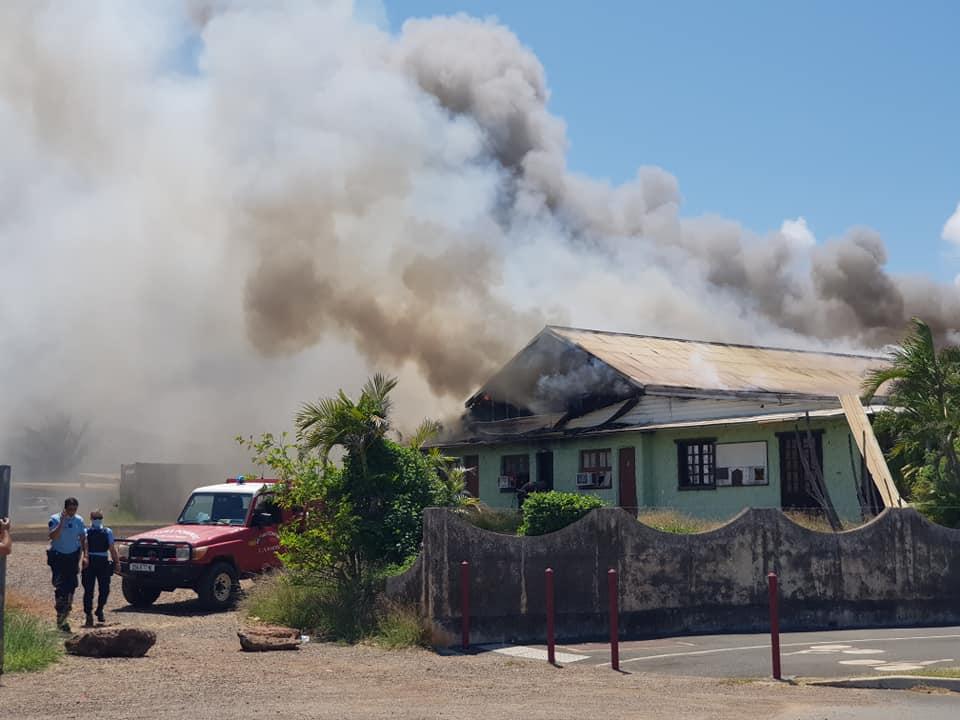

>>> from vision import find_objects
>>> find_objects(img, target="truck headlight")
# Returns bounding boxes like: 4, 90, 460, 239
192, 546, 208, 560
175, 545, 190, 562
117, 543, 129, 560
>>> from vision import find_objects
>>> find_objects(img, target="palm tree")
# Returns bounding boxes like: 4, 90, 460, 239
862, 318, 960, 508
13, 413, 90, 480
296, 373, 399, 466
405, 418, 478, 509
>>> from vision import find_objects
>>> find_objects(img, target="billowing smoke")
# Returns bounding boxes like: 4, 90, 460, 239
2, 1, 959, 475
944, 203, 960, 248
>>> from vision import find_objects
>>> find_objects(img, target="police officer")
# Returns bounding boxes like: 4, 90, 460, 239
48, 497, 88, 631
81, 508, 120, 627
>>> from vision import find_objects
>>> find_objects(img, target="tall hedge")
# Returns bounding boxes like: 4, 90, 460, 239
517, 491, 604, 536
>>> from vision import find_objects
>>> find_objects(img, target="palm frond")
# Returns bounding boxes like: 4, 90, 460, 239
408, 418, 443, 450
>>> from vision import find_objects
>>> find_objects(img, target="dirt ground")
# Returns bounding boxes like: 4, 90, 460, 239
0, 542, 895, 719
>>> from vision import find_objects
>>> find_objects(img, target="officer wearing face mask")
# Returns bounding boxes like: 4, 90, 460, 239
81, 508, 120, 627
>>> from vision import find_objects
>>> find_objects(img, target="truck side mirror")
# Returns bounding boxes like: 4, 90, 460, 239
252, 512, 275, 527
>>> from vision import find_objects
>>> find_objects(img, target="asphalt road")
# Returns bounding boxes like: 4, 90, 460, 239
479, 626, 960, 679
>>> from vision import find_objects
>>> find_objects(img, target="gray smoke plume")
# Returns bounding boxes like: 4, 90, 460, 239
1, 1, 959, 476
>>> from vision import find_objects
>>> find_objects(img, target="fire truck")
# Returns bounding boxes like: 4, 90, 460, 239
116, 478, 290, 610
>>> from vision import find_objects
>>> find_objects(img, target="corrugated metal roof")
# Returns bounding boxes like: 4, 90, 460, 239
594, 406, 885, 435
548, 326, 888, 398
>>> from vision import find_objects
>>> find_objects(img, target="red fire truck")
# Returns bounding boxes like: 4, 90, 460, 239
116, 478, 290, 610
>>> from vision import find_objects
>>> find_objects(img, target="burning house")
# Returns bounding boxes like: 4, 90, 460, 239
438, 326, 902, 521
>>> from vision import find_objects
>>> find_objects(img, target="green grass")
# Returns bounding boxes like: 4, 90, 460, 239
244, 573, 338, 636
458, 506, 522, 534
370, 602, 430, 649
244, 572, 382, 642
3, 607, 63, 673
903, 667, 960, 679
637, 509, 721, 534
245, 572, 431, 649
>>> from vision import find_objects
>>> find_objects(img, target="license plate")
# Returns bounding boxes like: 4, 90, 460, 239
130, 563, 155, 572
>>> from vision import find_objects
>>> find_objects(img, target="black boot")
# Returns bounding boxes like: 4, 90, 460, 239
95, 607, 105, 623
55, 596, 71, 632
84, 613, 94, 628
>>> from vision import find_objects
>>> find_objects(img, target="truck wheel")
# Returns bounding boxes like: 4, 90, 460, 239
121, 578, 162, 607
197, 562, 238, 610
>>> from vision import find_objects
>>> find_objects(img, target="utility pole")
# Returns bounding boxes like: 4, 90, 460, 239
0, 465, 10, 675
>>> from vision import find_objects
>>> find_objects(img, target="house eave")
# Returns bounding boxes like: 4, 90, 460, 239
435, 405, 889, 449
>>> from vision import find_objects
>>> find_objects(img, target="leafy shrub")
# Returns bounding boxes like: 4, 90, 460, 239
241, 375, 471, 643
518, 491, 604, 536
3, 606, 62, 673
339, 439, 446, 566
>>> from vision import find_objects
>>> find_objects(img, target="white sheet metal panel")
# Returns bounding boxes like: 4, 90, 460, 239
603, 406, 881, 434
716, 441, 766, 467
618, 395, 841, 426
549, 327, 889, 397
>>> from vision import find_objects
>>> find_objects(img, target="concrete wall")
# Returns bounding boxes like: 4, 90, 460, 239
446, 416, 865, 520
387, 507, 960, 644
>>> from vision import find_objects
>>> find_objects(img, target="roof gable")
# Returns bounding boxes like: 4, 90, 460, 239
546, 326, 888, 399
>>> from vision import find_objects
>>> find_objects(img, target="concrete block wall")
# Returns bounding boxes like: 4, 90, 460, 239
386, 507, 960, 644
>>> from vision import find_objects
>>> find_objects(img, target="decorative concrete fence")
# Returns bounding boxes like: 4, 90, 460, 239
386, 507, 960, 644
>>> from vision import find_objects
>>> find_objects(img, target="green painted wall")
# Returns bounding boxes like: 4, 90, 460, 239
444, 416, 866, 521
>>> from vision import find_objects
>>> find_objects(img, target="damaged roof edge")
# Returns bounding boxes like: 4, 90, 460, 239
437, 406, 886, 448
464, 325, 644, 408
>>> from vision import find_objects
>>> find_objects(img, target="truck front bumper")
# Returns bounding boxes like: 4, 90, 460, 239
119, 561, 205, 590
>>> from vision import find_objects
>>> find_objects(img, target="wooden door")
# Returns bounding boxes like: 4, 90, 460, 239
536, 451, 554, 491
618, 447, 638, 513
462, 455, 479, 498
778, 433, 823, 510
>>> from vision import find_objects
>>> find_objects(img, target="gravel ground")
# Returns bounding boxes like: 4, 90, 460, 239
0, 542, 889, 719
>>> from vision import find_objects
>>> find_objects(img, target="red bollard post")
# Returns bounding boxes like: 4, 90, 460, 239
545, 568, 556, 664
608, 568, 620, 670
768, 571, 781, 679
461, 561, 470, 651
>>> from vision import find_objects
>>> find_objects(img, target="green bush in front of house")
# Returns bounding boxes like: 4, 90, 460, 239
518, 491, 604, 536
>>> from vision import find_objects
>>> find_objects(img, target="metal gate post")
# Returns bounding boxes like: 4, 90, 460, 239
0, 465, 11, 675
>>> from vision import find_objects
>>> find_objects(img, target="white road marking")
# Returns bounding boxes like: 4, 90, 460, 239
488, 644, 589, 664
838, 656, 953, 670
807, 644, 853, 652
841, 649, 885, 654
606, 633, 960, 667
838, 659, 888, 666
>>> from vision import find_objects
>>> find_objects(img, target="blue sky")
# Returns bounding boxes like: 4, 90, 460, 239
385, 1, 960, 282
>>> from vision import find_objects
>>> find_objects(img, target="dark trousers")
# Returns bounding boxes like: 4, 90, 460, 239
81, 556, 113, 614
50, 550, 81, 614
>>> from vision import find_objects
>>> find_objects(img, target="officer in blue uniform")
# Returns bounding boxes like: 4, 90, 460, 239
81, 508, 120, 627
48, 497, 88, 631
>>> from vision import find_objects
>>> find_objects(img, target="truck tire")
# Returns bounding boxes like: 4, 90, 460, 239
121, 577, 162, 607
197, 562, 238, 610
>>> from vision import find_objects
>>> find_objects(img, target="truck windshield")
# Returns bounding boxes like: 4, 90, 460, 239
178, 493, 251, 526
